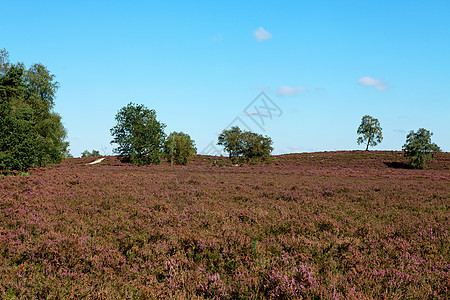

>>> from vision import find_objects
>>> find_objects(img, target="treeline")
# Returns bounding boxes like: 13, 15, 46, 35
0, 50, 442, 173
0, 49, 68, 173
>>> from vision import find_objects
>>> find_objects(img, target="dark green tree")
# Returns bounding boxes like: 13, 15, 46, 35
357, 115, 383, 151
218, 126, 273, 163
218, 126, 244, 161
0, 51, 68, 173
402, 128, 440, 169
110, 102, 166, 165
164, 132, 197, 165
241, 131, 274, 163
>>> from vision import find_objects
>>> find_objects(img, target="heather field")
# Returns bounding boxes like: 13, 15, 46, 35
0, 151, 449, 299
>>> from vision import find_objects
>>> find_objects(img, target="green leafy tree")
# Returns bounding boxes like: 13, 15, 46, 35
0, 55, 68, 173
164, 132, 197, 165
218, 126, 273, 163
110, 102, 166, 165
241, 131, 274, 163
0, 100, 43, 172
357, 115, 383, 151
402, 128, 440, 169
81, 149, 101, 157
218, 126, 244, 161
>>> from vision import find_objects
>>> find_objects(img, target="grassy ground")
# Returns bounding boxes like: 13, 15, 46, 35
0, 151, 449, 299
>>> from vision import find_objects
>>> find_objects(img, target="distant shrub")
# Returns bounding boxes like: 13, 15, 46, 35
402, 128, 440, 169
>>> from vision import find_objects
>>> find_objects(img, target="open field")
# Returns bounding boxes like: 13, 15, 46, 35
0, 151, 449, 299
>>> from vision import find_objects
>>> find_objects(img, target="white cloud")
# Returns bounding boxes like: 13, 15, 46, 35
254, 27, 272, 42
358, 76, 390, 91
277, 85, 308, 97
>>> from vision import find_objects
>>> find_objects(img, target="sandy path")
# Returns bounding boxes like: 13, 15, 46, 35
87, 158, 106, 165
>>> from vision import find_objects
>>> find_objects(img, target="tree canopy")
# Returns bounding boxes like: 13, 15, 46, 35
357, 115, 383, 151
0, 49, 68, 173
218, 126, 273, 163
110, 102, 166, 165
402, 128, 440, 169
164, 132, 197, 165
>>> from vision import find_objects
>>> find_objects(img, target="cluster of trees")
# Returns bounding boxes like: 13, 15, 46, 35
109, 103, 274, 166
0, 48, 442, 172
357, 115, 440, 168
218, 126, 273, 164
0, 49, 68, 173
110, 102, 197, 165
81, 149, 101, 158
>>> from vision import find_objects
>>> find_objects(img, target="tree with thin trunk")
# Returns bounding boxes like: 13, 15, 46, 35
357, 115, 383, 151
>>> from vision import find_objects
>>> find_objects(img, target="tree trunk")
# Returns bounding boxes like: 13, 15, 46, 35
366, 138, 371, 151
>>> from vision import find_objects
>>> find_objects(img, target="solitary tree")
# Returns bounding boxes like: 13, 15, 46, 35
357, 115, 383, 151
402, 128, 440, 169
110, 102, 166, 165
218, 126, 273, 163
164, 132, 197, 165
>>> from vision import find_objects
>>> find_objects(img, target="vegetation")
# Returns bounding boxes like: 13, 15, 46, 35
110, 102, 166, 165
0, 151, 448, 298
357, 115, 383, 150
402, 128, 440, 169
81, 149, 101, 158
0, 49, 68, 173
218, 126, 273, 163
164, 132, 197, 165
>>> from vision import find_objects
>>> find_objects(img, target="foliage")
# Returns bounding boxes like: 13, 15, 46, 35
110, 102, 166, 165
0, 51, 68, 173
81, 149, 101, 158
218, 126, 273, 163
357, 115, 383, 150
402, 128, 440, 169
0, 151, 448, 298
164, 132, 197, 165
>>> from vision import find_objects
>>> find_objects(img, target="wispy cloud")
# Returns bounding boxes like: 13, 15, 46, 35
253, 86, 270, 92
254, 27, 272, 42
277, 85, 308, 97
358, 76, 390, 91
211, 33, 222, 42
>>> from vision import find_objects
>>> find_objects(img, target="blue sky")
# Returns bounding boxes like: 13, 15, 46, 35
2, 0, 449, 156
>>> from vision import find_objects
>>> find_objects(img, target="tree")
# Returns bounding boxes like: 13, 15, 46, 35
81, 150, 101, 157
218, 126, 244, 161
241, 131, 274, 163
110, 102, 166, 165
217, 126, 273, 163
0, 54, 68, 173
357, 115, 383, 151
402, 128, 440, 169
164, 132, 197, 165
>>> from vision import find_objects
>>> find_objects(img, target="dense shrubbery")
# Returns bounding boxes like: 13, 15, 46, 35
0, 49, 68, 173
218, 126, 273, 163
